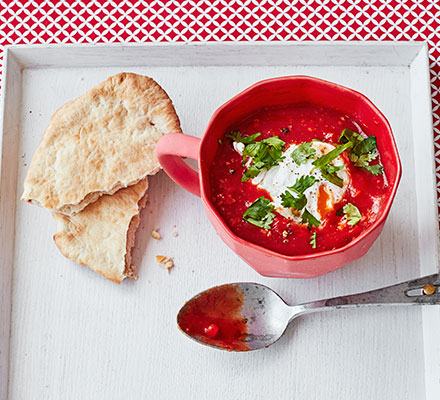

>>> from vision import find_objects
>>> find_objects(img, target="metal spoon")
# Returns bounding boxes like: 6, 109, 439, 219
177, 273, 440, 352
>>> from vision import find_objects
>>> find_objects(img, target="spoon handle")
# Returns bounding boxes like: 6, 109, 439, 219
297, 273, 440, 315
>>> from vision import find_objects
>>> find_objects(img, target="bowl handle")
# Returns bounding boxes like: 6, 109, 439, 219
156, 133, 201, 197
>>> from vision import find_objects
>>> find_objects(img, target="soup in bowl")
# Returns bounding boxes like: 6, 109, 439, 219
156, 76, 401, 278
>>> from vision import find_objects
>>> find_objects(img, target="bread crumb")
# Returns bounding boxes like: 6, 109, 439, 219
156, 255, 174, 272
125, 267, 138, 279
151, 230, 161, 239
172, 231, 178, 237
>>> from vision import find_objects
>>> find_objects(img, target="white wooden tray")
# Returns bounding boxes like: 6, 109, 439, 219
1, 42, 439, 400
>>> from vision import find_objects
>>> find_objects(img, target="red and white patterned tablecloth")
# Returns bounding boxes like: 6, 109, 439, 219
1, 0, 440, 208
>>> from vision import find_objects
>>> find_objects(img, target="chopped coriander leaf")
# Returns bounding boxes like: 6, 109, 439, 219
291, 142, 316, 165
339, 129, 383, 176
353, 135, 377, 156
257, 136, 285, 165
241, 163, 262, 182
281, 175, 315, 211
243, 142, 266, 158
339, 128, 363, 145
239, 135, 285, 181
243, 197, 275, 229
289, 175, 316, 195
302, 208, 320, 227
310, 231, 317, 249
320, 168, 344, 187
260, 136, 285, 150
280, 191, 307, 210
343, 203, 362, 226
311, 142, 352, 171
325, 164, 345, 174
354, 152, 378, 167
320, 164, 345, 187
362, 164, 384, 176
226, 131, 261, 144
268, 147, 284, 162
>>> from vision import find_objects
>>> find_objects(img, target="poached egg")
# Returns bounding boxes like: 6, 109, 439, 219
236, 141, 351, 225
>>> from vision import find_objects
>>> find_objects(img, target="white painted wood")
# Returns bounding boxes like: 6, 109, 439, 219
409, 44, 440, 400
8, 41, 422, 69
0, 49, 22, 400
0, 42, 437, 400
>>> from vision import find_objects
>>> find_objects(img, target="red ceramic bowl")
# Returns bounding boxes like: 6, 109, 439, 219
156, 76, 401, 278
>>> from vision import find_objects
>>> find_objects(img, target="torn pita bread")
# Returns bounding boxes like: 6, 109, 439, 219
53, 178, 148, 284
22, 72, 180, 215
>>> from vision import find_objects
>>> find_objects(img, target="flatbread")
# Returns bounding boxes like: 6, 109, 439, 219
53, 178, 148, 284
22, 72, 180, 215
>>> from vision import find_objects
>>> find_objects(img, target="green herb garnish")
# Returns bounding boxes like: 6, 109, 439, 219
343, 203, 362, 226
311, 142, 353, 171
310, 142, 352, 186
280, 175, 316, 211
310, 231, 317, 248
226, 131, 261, 144
353, 135, 377, 156
280, 175, 322, 228
241, 162, 264, 181
355, 152, 378, 166
242, 197, 275, 229
320, 165, 344, 187
280, 190, 307, 210
260, 136, 285, 149
302, 208, 321, 227
325, 164, 345, 174
339, 129, 383, 175
291, 142, 316, 165
261, 137, 285, 165
362, 164, 384, 176
288, 175, 316, 195
237, 134, 285, 182
339, 129, 363, 145
242, 142, 264, 158
321, 163, 345, 186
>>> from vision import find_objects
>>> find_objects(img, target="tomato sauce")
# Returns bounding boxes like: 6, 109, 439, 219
209, 103, 389, 256
177, 284, 249, 351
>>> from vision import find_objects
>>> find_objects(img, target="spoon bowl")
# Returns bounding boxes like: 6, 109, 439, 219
239, 283, 293, 350
177, 283, 291, 351
177, 274, 440, 352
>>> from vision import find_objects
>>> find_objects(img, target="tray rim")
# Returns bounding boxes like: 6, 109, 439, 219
2, 40, 428, 70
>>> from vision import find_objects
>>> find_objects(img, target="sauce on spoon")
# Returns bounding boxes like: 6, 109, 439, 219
177, 284, 249, 351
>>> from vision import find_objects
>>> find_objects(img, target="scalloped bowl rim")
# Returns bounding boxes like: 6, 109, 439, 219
199, 75, 402, 262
